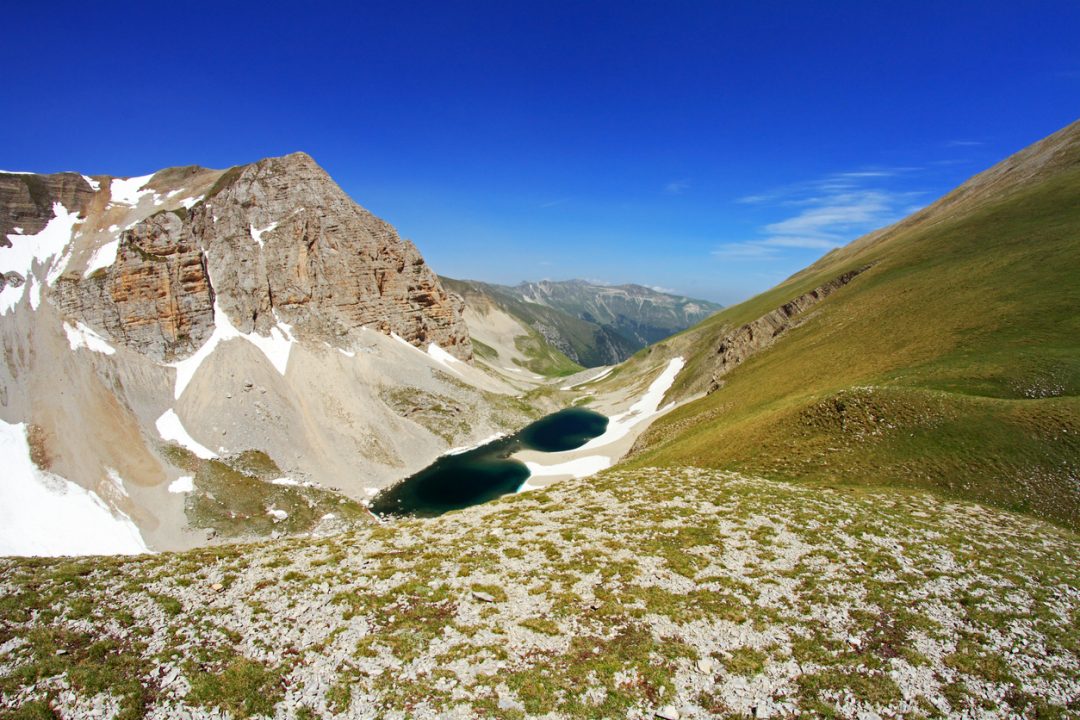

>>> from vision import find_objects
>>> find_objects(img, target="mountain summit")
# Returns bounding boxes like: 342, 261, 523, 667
2, 152, 471, 363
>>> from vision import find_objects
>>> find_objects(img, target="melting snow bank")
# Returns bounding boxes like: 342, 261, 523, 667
168, 476, 194, 494
427, 342, 464, 374
516, 357, 684, 491
0, 202, 80, 314
578, 356, 685, 451
521, 456, 611, 485
445, 432, 507, 456
84, 238, 120, 277
0, 419, 148, 556
109, 175, 155, 206
169, 302, 295, 399
561, 366, 613, 390
391, 332, 466, 375
63, 320, 116, 355
155, 409, 217, 460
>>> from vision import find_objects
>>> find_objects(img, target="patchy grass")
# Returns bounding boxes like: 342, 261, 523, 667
186, 656, 284, 719
1, 467, 1077, 717
162, 444, 367, 538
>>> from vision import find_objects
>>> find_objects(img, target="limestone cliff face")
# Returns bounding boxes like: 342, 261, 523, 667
0, 172, 96, 243
57, 211, 216, 359
56, 152, 472, 362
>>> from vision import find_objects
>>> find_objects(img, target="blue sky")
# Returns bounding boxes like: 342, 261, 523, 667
2, 2, 1077, 304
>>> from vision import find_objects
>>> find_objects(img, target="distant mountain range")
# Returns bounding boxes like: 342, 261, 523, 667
442, 277, 721, 367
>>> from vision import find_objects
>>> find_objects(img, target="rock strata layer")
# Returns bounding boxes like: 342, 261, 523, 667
706, 265, 871, 393
0, 172, 96, 243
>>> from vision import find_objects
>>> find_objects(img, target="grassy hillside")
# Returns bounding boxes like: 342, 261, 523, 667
632, 120, 1080, 528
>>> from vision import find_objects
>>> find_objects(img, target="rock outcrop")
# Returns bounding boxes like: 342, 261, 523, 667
706, 265, 871, 393
57, 211, 216, 360
55, 152, 472, 362
0, 172, 97, 243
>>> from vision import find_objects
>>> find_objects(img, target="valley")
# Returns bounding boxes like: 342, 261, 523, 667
1, 119, 1078, 718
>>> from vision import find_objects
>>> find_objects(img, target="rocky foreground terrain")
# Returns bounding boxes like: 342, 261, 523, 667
1, 467, 1076, 718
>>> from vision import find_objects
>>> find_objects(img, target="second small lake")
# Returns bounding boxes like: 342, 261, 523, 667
369, 407, 608, 518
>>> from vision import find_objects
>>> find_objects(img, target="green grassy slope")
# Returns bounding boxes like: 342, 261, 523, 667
632, 120, 1080, 528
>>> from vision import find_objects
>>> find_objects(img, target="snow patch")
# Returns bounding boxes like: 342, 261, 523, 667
1, 202, 80, 313
109, 174, 155, 205
181, 195, 204, 210
271, 477, 299, 486
83, 239, 120, 277
250, 221, 278, 247
63, 321, 116, 355
28, 278, 41, 310
168, 476, 194, 494
82, 175, 101, 192
169, 301, 295, 399
105, 468, 129, 498
427, 343, 464, 374
391, 331, 420, 350
561, 366, 613, 390
0, 419, 148, 557
268, 507, 289, 521
155, 409, 217, 460
521, 455, 611, 483
445, 432, 507, 456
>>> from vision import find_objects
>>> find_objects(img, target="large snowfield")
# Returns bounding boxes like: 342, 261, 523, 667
0, 419, 148, 557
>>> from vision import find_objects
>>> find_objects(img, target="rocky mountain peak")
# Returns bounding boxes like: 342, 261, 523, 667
42, 152, 472, 362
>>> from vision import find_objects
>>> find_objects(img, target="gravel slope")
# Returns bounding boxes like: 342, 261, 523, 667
2, 467, 1076, 718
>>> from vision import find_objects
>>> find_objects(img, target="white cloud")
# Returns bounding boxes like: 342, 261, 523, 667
759, 236, 841, 249
945, 139, 983, 147
717, 169, 926, 261
664, 179, 691, 195
835, 171, 894, 178
648, 285, 676, 294
711, 243, 780, 259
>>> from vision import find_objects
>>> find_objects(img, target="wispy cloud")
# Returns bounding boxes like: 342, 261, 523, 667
648, 285, 676, 294
538, 197, 570, 208
716, 170, 924, 260
664, 179, 691, 195
711, 243, 780, 259
945, 139, 983, 147
835, 170, 895, 178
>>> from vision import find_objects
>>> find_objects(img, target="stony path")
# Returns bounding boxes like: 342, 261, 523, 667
1, 467, 1078, 718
